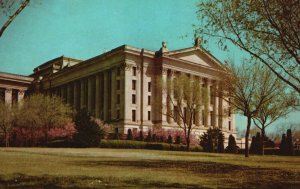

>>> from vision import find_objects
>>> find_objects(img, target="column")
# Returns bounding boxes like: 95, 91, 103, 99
67, 83, 72, 105
167, 70, 174, 124
87, 76, 93, 113
218, 89, 223, 128
204, 78, 210, 127
95, 74, 100, 118
5, 88, 12, 105
103, 71, 108, 121
73, 81, 79, 110
162, 68, 168, 125
207, 79, 211, 127
195, 77, 202, 126
124, 64, 132, 122
111, 69, 116, 120
80, 79, 85, 109
214, 82, 219, 128
17, 90, 25, 103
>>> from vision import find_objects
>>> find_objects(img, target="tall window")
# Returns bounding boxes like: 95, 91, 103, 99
148, 82, 151, 92
228, 121, 231, 130
117, 67, 120, 76
210, 111, 214, 126
148, 96, 151, 105
202, 110, 205, 125
116, 110, 120, 119
148, 111, 151, 121
117, 94, 120, 104
117, 80, 120, 90
132, 94, 136, 104
0, 88, 5, 102
228, 108, 231, 117
174, 106, 178, 122
132, 80, 136, 90
132, 110, 136, 121
193, 109, 196, 124
133, 67, 137, 76
184, 107, 187, 123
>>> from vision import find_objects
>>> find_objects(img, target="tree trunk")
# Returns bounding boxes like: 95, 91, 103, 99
186, 137, 190, 151
261, 127, 265, 155
245, 116, 251, 157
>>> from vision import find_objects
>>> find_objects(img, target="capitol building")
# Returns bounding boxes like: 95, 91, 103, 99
0, 39, 236, 139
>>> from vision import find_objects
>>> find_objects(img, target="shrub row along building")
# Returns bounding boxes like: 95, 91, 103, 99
0, 39, 236, 139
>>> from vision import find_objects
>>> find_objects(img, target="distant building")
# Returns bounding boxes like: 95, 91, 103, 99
1, 40, 236, 138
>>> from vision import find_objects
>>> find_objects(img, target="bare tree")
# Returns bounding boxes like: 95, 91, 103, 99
162, 73, 207, 151
196, 0, 300, 94
253, 88, 296, 155
0, 101, 17, 147
221, 60, 281, 157
0, 0, 30, 37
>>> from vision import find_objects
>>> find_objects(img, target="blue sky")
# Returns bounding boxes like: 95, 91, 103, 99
0, 0, 298, 134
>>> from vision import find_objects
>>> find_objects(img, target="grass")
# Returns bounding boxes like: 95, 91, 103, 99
0, 148, 299, 188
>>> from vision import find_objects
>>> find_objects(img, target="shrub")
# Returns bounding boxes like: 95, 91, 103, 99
250, 132, 262, 154
139, 131, 144, 141
167, 135, 173, 144
175, 136, 181, 144
146, 130, 152, 142
226, 134, 238, 153
152, 134, 157, 142
74, 109, 104, 147
217, 132, 225, 153
127, 129, 133, 140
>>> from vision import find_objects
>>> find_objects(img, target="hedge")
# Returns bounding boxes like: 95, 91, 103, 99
99, 140, 202, 152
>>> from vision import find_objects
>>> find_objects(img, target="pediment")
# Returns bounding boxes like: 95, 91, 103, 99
168, 48, 225, 70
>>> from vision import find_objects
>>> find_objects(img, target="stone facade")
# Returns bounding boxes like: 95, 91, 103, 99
30, 41, 236, 139
0, 41, 236, 139
0, 72, 33, 105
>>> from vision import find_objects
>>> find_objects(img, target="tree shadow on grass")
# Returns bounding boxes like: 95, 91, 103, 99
71, 160, 300, 188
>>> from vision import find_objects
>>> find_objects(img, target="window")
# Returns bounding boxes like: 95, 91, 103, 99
184, 107, 187, 123
148, 96, 151, 105
132, 110, 136, 121
210, 111, 214, 126
228, 121, 231, 130
132, 94, 136, 104
174, 106, 178, 122
132, 80, 136, 90
228, 108, 231, 117
148, 111, 151, 121
116, 110, 120, 119
148, 82, 151, 92
117, 94, 120, 104
117, 80, 120, 90
117, 67, 120, 76
193, 109, 196, 124
133, 67, 136, 76
202, 110, 205, 125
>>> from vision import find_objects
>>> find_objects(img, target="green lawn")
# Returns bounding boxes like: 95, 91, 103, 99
0, 148, 299, 188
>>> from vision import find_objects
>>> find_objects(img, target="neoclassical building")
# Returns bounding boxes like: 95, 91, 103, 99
1, 39, 236, 139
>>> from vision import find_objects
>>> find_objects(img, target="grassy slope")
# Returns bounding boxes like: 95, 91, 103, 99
0, 148, 299, 188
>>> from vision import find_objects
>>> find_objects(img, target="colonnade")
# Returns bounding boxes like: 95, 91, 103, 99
0, 88, 25, 105
161, 68, 226, 129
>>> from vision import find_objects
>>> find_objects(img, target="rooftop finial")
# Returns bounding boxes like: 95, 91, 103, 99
194, 37, 201, 48
160, 41, 168, 53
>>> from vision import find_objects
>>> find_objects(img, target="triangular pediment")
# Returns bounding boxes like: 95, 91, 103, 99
168, 48, 226, 70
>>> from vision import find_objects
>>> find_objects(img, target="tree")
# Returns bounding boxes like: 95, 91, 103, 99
226, 134, 238, 153
0, 0, 30, 38
286, 129, 294, 156
74, 109, 103, 147
253, 79, 296, 155
280, 134, 287, 155
17, 94, 73, 144
127, 129, 133, 140
220, 61, 282, 157
163, 74, 207, 151
196, 0, 300, 94
217, 132, 225, 153
200, 128, 224, 153
0, 102, 17, 147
